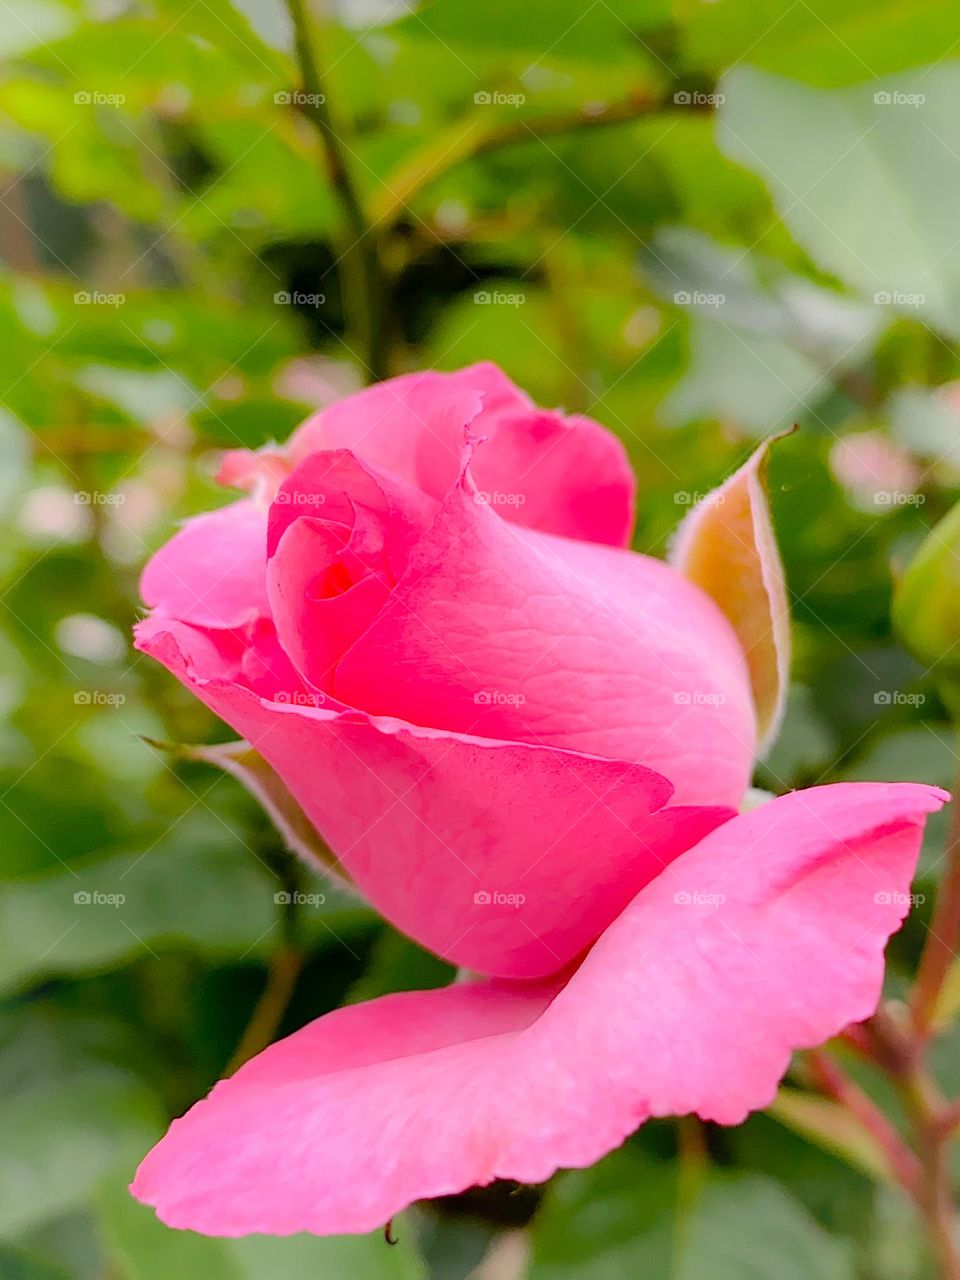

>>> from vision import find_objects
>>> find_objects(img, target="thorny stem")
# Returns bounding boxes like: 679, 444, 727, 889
843, 1001, 960, 1277
284, 0, 388, 382
897, 1061, 960, 1280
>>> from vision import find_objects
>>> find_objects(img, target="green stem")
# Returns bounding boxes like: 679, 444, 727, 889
369, 89, 669, 228
226, 945, 303, 1074
284, 0, 388, 381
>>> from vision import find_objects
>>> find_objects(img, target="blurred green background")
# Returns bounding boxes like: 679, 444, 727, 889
5, 0, 960, 1276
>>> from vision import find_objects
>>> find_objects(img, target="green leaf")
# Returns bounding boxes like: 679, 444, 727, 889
0, 1010, 160, 1236
143, 738, 353, 887
96, 1175, 425, 1280
681, 0, 960, 87
0, 819, 365, 995
892, 499, 960, 673
676, 1173, 854, 1280
720, 65, 960, 339
399, 0, 670, 59
529, 1149, 853, 1280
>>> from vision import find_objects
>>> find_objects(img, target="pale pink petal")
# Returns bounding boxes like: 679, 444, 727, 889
334, 473, 756, 808
131, 782, 946, 1237
290, 363, 635, 547
140, 500, 268, 629
670, 438, 790, 752
134, 619, 732, 978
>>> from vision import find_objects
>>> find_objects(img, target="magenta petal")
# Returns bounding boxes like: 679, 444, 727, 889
134, 619, 732, 978
140, 500, 269, 629
288, 363, 635, 547
131, 782, 946, 1238
334, 478, 756, 807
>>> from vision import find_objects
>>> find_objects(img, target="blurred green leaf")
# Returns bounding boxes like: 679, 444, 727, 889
681, 0, 960, 86
96, 1175, 425, 1280
529, 1149, 854, 1279
720, 65, 960, 339
0, 825, 365, 995
0, 1009, 160, 1236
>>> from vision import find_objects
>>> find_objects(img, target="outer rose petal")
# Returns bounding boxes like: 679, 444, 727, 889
289, 363, 636, 546
335, 472, 757, 807
140, 500, 269, 629
131, 782, 947, 1237
134, 617, 733, 978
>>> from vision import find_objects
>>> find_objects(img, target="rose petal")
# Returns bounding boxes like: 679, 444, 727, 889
334, 472, 756, 808
670, 438, 791, 752
131, 782, 946, 1237
290, 363, 635, 546
134, 618, 733, 978
140, 500, 269, 630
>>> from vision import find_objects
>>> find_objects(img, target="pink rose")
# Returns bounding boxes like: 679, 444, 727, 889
131, 363, 946, 1236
